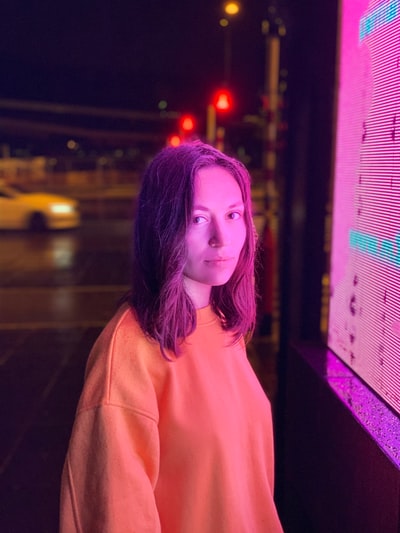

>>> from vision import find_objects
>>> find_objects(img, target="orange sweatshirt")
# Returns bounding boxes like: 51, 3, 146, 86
60, 304, 283, 533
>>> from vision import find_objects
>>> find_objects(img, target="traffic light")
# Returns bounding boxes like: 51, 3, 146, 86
213, 89, 233, 111
166, 134, 181, 147
206, 88, 234, 147
179, 114, 195, 133
167, 114, 196, 147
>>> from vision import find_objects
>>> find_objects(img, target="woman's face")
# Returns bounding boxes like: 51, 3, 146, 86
183, 165, 247, 308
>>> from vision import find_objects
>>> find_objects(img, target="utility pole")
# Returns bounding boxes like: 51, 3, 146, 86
258, 16, 284, 337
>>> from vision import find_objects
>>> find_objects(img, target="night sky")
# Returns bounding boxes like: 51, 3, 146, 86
0, 0, 287, 117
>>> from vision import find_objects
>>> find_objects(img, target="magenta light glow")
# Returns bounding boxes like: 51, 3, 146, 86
328, 0, 400, 415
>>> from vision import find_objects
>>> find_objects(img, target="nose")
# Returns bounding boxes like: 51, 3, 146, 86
209, 220, 230, 248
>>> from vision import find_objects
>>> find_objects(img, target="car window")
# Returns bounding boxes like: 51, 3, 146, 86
8, 183, 27, 193
0, 191, 14, 199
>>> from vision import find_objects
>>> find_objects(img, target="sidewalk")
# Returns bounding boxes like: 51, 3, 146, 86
0, 325, 102, 532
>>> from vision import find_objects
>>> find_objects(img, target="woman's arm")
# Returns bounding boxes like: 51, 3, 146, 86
60, 403, 161, 533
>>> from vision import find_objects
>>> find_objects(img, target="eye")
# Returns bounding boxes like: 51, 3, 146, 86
193, 215, 207, 224
228, 211, 242, 220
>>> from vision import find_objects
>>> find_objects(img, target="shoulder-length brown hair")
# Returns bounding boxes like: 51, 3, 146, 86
127, 141, 257, 357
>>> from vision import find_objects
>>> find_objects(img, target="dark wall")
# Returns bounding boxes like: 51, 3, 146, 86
280, 0, 338, 344
276, 0, 339, 512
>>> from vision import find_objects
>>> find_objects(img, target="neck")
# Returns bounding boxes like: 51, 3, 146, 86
183, 276, 211, 309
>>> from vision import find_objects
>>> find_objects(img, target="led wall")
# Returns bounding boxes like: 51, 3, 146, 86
328, 0, 400, 415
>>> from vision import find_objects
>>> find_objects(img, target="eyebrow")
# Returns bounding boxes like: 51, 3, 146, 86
193, 202, 244, 211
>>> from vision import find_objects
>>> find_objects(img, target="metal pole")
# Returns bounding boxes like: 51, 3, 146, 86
224, 24, 232, 83
206, 104, 217, 145
259, 20, 281, 337
262, 21, 280, 183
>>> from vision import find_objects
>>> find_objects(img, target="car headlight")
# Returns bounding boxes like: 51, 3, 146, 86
49, 203, 75, 214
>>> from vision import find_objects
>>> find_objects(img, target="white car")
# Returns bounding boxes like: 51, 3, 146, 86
0, 183, 80, 230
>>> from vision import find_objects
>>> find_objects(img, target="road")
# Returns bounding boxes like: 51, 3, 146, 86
0, 220, 132, 532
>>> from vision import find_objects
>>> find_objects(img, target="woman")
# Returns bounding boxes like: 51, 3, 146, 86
60, 141, 283, 532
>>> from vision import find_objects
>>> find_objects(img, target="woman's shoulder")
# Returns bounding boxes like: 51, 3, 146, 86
85, 304, 145, 366
77, 303, 167, 416
102, 302, 147, 345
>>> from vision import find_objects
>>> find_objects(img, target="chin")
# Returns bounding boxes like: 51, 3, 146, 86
209, 273, 234, 287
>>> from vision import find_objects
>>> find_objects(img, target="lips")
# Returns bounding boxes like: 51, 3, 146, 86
205, 257, 234, 265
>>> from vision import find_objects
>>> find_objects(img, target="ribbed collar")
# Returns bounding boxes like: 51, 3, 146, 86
196, 305, 218, 326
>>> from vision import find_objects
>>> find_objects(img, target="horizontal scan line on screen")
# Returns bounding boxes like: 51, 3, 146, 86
349, 228, 400, 267
359, 0, 399, 41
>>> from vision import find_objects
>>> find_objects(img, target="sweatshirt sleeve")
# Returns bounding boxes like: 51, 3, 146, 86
60, 403, 161, 533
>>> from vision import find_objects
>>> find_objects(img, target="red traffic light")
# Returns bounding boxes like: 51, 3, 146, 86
167, 134, 181, 147
179, 114, 195, 132
213, 89, 233, 111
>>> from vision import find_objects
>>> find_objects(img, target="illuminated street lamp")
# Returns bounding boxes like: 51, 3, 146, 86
223, 1, 240, 16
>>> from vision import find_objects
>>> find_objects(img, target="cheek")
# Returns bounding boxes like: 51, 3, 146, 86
184, 233, 207, 266
185, 231, 203, 253
236, 223, 247, 250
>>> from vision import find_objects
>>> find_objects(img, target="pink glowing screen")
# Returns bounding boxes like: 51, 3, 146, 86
328, 0, 400, 415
